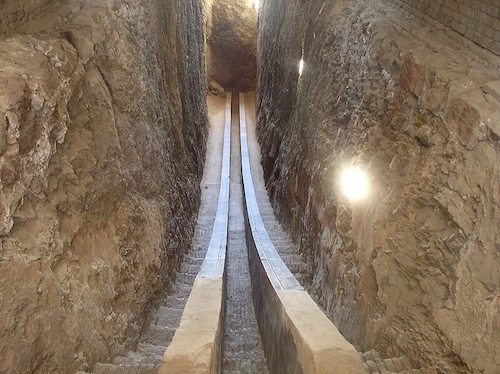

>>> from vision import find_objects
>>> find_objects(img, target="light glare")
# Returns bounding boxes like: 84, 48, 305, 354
340, 166, 369, 202
253, 0, 259, 11
299, 59, 304, 75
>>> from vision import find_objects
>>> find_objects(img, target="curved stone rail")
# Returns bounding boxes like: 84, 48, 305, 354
239, 92, 365, 374
160, 93, 232, 374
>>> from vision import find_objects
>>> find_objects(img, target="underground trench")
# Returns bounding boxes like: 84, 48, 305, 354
92, 92, 361, 373
91, 91, 270, 372
1, 1, 498, 373
92, 93, 417, 374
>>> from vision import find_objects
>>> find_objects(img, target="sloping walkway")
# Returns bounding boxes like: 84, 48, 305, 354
93, 95, 227, 373
243, 92, 427, 374
243, 93, 310, 290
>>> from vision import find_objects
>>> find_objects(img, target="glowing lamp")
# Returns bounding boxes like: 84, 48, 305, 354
299, 59, 305, 75
339, 166, 369, 202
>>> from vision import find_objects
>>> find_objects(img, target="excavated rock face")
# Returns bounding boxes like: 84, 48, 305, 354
0, 0, 208, 372
0, 0, 57, 31
0, 35, 83, 235
258, 0, 500, 373
208, 0, 257, 91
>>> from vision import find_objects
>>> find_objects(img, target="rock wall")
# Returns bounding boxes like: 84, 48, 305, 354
0, 0, 57, 32
257, 0, 499, 373
0, 0, 209, 372
207, 0, 257, 91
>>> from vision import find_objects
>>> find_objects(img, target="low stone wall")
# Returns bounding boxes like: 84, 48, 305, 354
161, 94, 232, 374
244, 224, 302, 373
160, 278, 226, 374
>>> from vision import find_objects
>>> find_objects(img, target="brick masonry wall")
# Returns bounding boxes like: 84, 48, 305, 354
389, 0, 500, 56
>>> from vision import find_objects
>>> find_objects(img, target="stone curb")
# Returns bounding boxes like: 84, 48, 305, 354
160, 93, 233, 374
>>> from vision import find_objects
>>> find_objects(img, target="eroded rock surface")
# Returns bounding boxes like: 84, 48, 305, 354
0, 1, 208, 372
0, 35, 83, 235
257, 0, 500, 373
208, 0, 257, 91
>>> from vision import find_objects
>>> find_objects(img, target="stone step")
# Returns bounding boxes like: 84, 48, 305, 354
94, 363, 158, 374
169, 283, 192, 297
266, 232, 292, 241
189, 248, 208, 263
362, 352, 418, 373
189, 249, 208, 258
136, 342, 166, 359
294, 273, 308, 285
181, 252, 205, 268
164, 295, 188, 308
154, 306, 184, 326
263, 224, 287, 232
142, 324, 177, 346
283, 259, 308, 274
175, 272, 197, 284
112, 348, 162, 366
268, 238, 294, 247
179, 260, 202, 272
286, 264, 308, 275
362, 350, 382, 361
